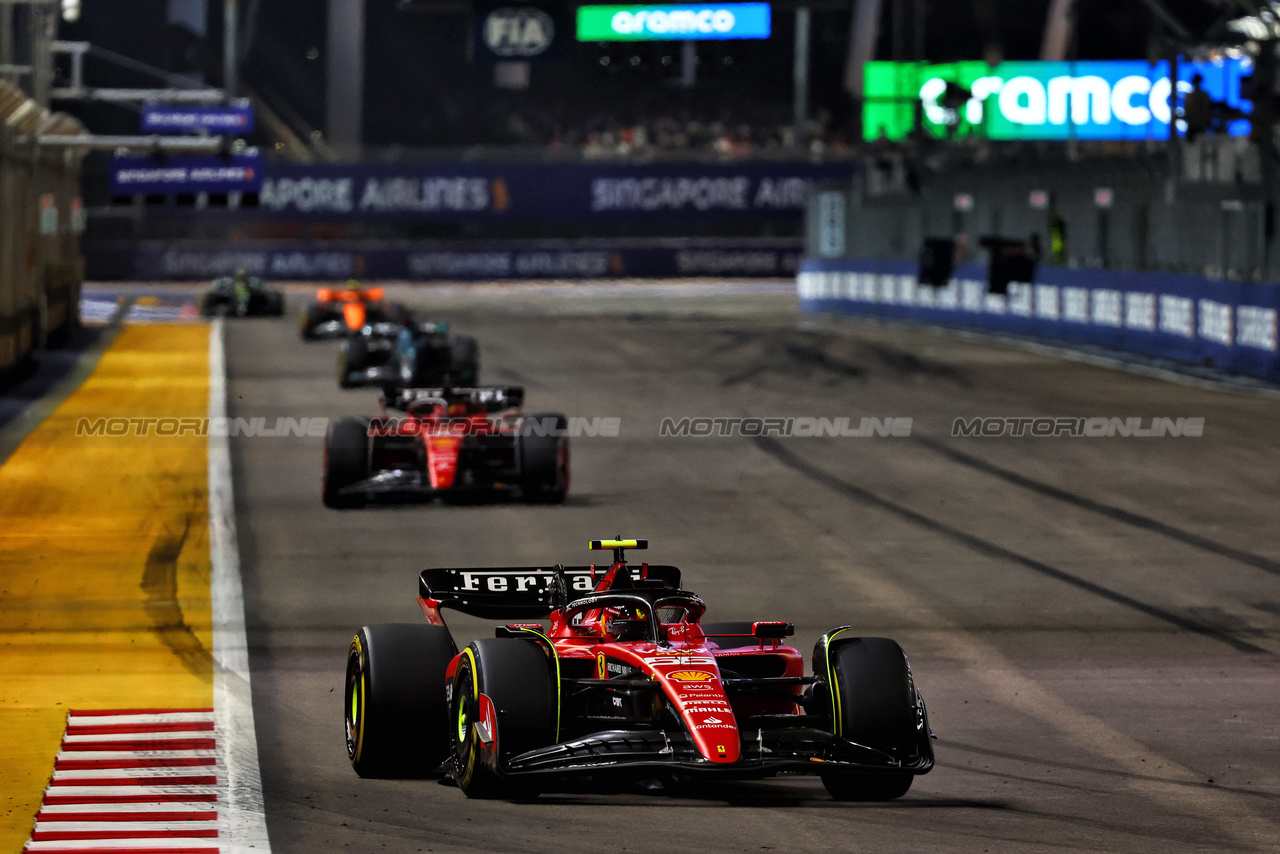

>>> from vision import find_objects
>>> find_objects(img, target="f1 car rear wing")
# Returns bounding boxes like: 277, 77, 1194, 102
419, 564, 682, 621
389, 386, 524, 413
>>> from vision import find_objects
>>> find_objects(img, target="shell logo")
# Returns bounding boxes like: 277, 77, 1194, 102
667, 670, 715, 682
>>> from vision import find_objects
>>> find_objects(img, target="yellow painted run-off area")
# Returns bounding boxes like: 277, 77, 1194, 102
0, 325, 213, 849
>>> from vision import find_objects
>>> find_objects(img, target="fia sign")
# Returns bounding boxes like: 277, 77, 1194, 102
483, 7, 556, 57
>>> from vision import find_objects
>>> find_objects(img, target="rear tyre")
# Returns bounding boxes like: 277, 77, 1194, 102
323, 417, 369, 508
338, 337, 368, 388
345, 624, 456, 778
821, 636, 919, 801
450, 639, 555, 798
519, 413, 569, 504
822, 769, 914, 802
450, 335, 480, 386
300, 304, 324, 339
386, 303, 413, 325
267, 291, 285, 317
408, 337, 451, 388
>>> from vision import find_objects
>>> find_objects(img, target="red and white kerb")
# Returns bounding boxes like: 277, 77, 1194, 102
23, 709, 223, 853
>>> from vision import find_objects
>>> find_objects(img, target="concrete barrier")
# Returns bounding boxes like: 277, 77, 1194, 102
798, 258, 1280, 381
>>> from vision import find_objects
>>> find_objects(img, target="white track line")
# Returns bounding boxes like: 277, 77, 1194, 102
32, 820, 219, 834
209, 318, 272, 853
51, 769, 219, 782
66, 714, 216, 727
56, 752, 217, 768
63, 733, 214, 745
39, 804, 217, 816
24, 840, 219, 852
43, 787, 221, 799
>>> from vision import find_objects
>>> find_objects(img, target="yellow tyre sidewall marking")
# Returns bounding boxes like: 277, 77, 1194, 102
458, 648, 479, 786
349, 634, 365, 763
825, 628, 854, 737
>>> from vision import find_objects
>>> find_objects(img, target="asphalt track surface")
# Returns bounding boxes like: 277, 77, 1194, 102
225, 284, 1280, 853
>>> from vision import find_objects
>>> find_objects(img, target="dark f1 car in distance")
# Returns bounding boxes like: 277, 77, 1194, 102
299, 281, 410, 339
338, 321, 479, 390
322, 385, 569, 508
199, 270, 284, 318
344, 539, 935, 800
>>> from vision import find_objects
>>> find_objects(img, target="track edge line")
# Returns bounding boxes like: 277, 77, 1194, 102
209, 318, 272, 853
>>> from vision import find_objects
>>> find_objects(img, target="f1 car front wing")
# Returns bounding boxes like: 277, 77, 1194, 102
500, 725, 934, 780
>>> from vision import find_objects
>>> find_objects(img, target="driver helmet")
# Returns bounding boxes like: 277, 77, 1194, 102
604, 605, 650, 641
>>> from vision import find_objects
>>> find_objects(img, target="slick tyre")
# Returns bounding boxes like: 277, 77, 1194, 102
345, 624, 456, 778
323, 417, 369, 508
300, 304, 324, 339
519, 413, 570, 504
338, 336, 368, 388
386, 303, 413, 325
450, 639, 555, 799
450, 335, 480, 386
408, 341, 447, 388
821, 637, 918, 801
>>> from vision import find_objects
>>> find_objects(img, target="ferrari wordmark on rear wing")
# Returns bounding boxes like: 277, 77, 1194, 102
418, 565, 682, 622
391, 386, 525, 412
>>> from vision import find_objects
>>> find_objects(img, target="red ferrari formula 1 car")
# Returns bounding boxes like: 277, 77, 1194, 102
322, 385, 569, 508
343, 540, 935, 800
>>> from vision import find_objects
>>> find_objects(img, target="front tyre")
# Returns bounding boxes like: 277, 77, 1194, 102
519, 413, 570, 504
450, 639, 556, 798
345, 624, 456, 778
338, 336, 369, 389
820, 636, 923, 801
323, 417, 370, 508
449, 335, 480, 386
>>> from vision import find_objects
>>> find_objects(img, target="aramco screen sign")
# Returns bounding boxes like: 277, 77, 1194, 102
863, 59, 1253, 141
576, 3, 771, 41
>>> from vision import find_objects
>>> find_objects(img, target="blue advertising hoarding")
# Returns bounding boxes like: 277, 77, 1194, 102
142, 104, 256, 134
798, 259, 1280, 380
239, 160, 850, 223
109, 153, 265, 195
81, 238, 805, 281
